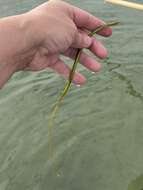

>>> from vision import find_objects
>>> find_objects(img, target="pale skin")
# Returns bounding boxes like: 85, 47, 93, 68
0, 0, 112, 89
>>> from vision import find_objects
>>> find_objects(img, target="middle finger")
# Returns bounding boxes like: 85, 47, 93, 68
63, 47, 101, 72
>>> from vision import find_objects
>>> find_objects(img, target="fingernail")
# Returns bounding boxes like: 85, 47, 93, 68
76, 84, 81, 87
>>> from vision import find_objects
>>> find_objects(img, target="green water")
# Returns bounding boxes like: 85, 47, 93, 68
0, 0, 143, 190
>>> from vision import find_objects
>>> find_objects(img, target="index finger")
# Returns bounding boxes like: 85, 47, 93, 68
71, 6, 112, 37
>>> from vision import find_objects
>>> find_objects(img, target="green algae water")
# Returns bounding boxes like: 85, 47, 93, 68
0, 0, 143, 190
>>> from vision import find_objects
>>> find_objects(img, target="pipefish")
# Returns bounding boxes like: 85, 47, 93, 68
48, 21, 119, 159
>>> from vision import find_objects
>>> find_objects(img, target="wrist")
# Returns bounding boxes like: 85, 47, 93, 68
0, 14, 36, 66
0, 14, 36, 88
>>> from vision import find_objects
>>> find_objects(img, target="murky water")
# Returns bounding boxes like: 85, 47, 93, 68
0, 0, 143, 190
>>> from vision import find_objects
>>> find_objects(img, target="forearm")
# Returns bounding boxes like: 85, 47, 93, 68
0, 14, 35, 88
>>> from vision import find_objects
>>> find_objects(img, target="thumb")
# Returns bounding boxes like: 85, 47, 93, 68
72, 30, 92, 49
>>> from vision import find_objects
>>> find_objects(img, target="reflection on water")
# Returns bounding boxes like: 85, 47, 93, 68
0, 0, 143, 190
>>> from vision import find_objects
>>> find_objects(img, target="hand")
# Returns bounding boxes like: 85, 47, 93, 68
0, 0, 112, 87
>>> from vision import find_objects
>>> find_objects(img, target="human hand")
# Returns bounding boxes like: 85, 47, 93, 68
0, 0, 112, 87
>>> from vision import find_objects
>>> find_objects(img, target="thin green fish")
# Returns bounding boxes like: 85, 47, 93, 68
48, 21, 119, 161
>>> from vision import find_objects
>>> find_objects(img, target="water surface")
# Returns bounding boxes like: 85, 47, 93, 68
0, 0, 143, 190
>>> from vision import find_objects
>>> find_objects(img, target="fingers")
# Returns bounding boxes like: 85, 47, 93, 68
71, 6, 112, 37
49, 58, 86, 85
72, 29, 109, 58
64, 48, 101, 73
72, 30, 92, 49
89, 37, 108, 59
72, 30, 108, 59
